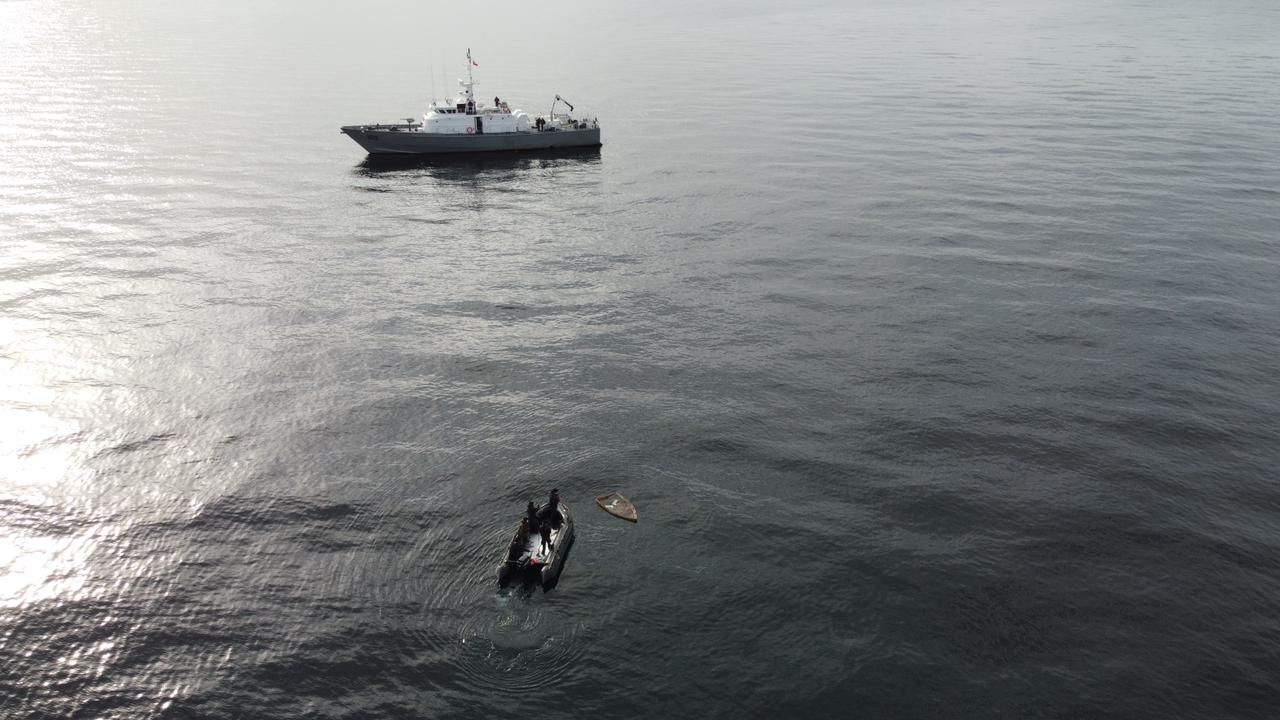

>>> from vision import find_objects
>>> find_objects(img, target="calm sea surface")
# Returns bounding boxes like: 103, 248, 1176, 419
2, 0, 1279, 717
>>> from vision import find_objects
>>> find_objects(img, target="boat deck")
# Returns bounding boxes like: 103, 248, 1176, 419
517, 520, 568, 566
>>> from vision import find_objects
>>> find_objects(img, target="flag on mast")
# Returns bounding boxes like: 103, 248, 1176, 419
467, 48, 479, 67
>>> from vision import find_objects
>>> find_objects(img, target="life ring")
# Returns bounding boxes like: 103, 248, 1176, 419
466, 127, 475, 134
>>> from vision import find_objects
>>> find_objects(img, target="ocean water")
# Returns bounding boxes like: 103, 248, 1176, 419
2, 0, 1279, 717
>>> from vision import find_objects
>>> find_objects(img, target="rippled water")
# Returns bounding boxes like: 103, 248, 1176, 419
3, 0, 1279, 717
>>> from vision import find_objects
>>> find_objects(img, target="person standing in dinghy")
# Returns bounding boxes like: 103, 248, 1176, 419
540, 488, 561, 529
536, 489, 560, 551
539, 519, 553, 553
526, 501, 540, 533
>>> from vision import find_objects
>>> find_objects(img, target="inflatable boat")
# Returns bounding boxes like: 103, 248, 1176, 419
496, 501, 575, 592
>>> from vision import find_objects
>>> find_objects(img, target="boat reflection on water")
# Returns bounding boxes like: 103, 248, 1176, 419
354, 146, 602, 181
349, 144, 601, 216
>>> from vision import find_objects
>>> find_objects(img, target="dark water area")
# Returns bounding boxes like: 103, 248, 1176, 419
3, 0, 1280, 717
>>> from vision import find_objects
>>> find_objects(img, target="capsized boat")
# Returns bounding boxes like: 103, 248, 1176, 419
596, 492, 637, 522
341, 49, 601, 156
496, 500, 575, 592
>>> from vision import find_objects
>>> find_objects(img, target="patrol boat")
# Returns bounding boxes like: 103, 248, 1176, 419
340, 49, 601, 156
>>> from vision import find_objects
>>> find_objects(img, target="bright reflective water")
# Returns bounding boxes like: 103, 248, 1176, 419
2, 0, 1279, 717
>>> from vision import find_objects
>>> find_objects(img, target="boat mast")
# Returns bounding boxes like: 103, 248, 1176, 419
465, 48, 477, 114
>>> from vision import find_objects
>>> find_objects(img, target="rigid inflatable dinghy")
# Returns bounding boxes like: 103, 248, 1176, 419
496, 501, 575, 592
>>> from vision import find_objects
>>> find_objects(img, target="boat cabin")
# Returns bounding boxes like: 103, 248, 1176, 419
422, 76, 531, 135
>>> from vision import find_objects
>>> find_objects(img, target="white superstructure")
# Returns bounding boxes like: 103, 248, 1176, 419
422, 73, 532, 134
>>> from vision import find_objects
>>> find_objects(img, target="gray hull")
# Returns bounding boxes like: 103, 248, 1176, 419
341, 125, 601, 156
